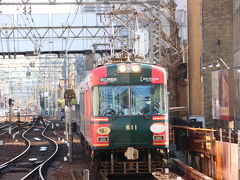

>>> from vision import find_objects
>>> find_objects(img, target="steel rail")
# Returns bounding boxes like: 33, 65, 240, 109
0, 125, 18, 136
0, 125, 8, 130
0, 122, 29, 136
20, 124, 59, 180
52, 130, 63, 140
39, 125, 59, 180
0, 126, 33, 170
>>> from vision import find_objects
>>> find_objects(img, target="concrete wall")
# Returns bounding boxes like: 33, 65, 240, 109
202, 0, 233, 128
233, 0, 240, 129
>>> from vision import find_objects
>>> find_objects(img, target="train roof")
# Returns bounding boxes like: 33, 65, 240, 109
79, 63, 167, 89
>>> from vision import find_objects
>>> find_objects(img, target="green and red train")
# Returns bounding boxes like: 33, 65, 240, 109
78, 62, 169, 174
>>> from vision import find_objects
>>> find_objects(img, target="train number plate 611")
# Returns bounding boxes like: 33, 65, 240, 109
125, 125, 137, 131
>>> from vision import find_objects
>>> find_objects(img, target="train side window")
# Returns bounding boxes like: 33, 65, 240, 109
86, 90, 90, 115
79, 93, 82, 113
92, 87, 100, 116
80, 92, 84, 114
162, 85, 167, 114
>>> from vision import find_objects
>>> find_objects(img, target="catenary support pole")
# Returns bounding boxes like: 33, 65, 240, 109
187, 0, 203, 115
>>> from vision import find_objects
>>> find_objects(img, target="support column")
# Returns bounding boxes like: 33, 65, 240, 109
187, 0, 203, 115
148, 2, 162, 64
64, 89, 76, 162
228, 69, 235, 129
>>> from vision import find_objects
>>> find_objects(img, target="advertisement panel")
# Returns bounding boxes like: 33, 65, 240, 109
212, 70, 229, 120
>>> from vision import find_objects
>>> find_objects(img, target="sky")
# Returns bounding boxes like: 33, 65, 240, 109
1, 5, 74, 14
1, 0, 187, 14
0, 0, 187, 53
176, 0, 187, 9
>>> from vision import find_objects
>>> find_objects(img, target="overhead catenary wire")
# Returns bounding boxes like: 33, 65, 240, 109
15, 5, 64, 89
28, 8, 48, 52
16, 4, 50, 54
6, 31, 11, 58
64, 4, 73, 27
15, 6, 40, 48
0, 30, 4, 54
63, 5, 81, 66
65, 5, 80, 53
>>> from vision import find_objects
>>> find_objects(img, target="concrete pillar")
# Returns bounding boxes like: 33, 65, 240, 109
187, 0, 203, 115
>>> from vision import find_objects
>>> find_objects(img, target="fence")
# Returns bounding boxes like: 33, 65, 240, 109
171, 126, 239, 180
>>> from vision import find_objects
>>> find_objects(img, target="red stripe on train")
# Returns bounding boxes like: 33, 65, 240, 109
91, 124, 110, 147
91, 117, 109, 122
151, 65, 167, 84
152, 122, 169, 146
92, 66, 107, 86
152, 116, 168, 120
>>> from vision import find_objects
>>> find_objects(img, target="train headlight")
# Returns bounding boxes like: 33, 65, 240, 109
150, 124, 165, 133
97, 127, 111, 135
117, 64, 127, 73
131, 64, 141, 73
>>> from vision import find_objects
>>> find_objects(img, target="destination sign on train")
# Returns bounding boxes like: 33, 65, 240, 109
100, 77, 117, 83
140, 77, 160, 82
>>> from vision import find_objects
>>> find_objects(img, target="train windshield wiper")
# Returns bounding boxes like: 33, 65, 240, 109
139, 112, 150, 120
111, 111, 120, 121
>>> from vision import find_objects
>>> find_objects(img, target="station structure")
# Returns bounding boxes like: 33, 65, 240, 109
0, 1, 239, 180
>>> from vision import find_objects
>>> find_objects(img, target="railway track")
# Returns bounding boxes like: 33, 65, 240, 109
0, 124, 59, 180
0, 124, 8, 130
0, 122, 29, 137
0, 125, 9, 135
0, 123, 19, 137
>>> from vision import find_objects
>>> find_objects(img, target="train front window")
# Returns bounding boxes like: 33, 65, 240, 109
94, 86, 129, 116
93, 85, 166, 116
131, 85, 165, 115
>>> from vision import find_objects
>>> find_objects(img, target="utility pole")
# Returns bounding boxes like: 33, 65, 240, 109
8, 98, 14, 138
187, 0, 203, 116
64, 45, 69, 141
64, 89, 75, 162
63, 35, 75, 162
